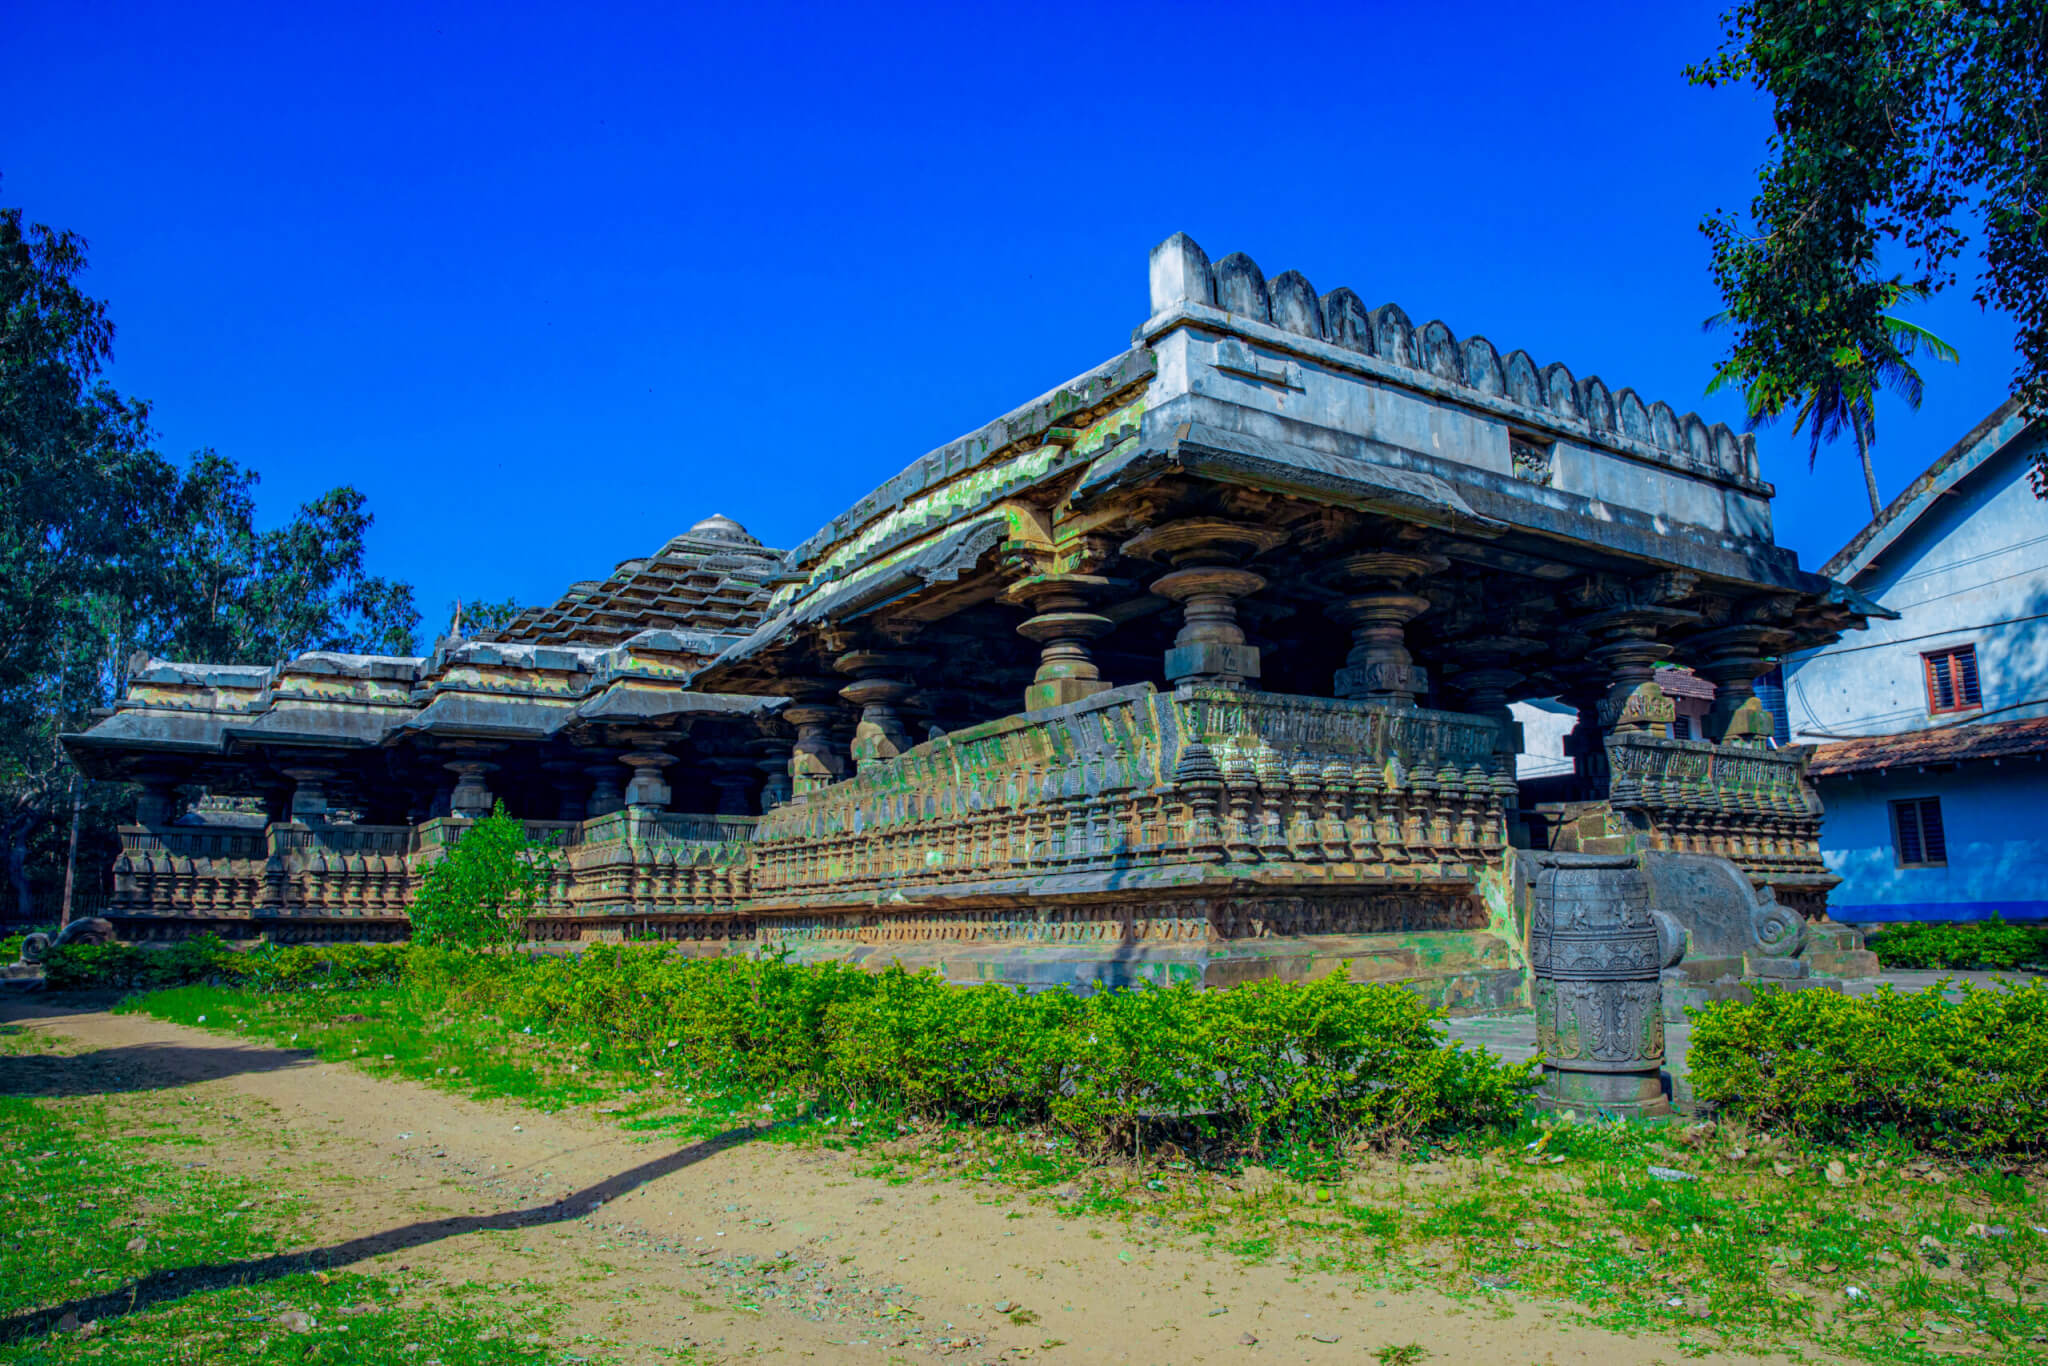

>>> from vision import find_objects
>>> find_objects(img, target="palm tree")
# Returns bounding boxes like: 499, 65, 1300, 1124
1708, 281, 1959, 518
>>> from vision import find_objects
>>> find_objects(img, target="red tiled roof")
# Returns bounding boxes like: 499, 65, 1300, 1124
1806, 715, 2048, 777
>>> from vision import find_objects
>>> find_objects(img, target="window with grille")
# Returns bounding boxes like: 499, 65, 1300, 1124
1672, 715, 1694, 739
1923, 644, 1981, 714
1890, 797, 1948, 868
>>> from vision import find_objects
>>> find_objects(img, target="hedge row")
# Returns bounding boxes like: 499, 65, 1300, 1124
418, 949, 1537, 1155
45, 938, 1532, 1156
1867, 917, 2048, 972
1688, 978, 2048, 1156
42, 937, 408, 993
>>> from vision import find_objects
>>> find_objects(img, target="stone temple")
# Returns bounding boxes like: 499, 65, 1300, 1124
65, 234, 1886, 1107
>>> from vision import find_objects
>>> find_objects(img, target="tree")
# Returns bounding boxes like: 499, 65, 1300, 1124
407, 802, 557, 948
1709, 281, 1960, 515
160, 453, 420, 664
1690, 2, 2048, 492
0, 195, 422, 919
447, 596, 523, 640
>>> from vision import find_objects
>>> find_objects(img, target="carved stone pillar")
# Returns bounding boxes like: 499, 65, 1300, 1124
1693, 626, 1781, 747
1326, 550, 1447, 707
619, 746, 674, 811
783, 688, 849, 797
542, 761, 587, 822
584, 761, 625, 818
1123, 519, 1285, 689
444, 761, 496, 820
1529, 852, 1680, 1117
133, 769, 182, 827
835, 651, 930, 769
1586, 612, 1676, 739
707, 755, 755, 816
284, 766, 337, 824
751, 736, 794, 811
1004, 574, 1114, 712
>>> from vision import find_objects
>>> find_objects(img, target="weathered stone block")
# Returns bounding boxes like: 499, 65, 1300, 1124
1165, 641, 1260, 685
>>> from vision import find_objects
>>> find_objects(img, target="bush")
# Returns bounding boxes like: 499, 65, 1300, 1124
1867, 916, 2048, 971
42, 936, 410, 993
408, 802, 558, 949
48, 936, 1536, 1158
424, 950, 1535, 1157
1688, 979, 2048, 1155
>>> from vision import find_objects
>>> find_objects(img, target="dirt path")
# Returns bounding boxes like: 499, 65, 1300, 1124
1, 998, 1780, 1365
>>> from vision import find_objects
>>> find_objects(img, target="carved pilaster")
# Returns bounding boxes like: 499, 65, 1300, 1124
1124, 518, 1284, 689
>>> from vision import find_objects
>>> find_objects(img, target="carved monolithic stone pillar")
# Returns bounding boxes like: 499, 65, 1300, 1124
1005, 573, 1115, 712
543, 760, 587, 822
284, 766, 337, 824
1529, 851, 1679, 1117
133, 768, 181, 827
781, 680, 848, 797
1124, 518, 1285, 689
585, 760, 625, 818
1326, 550, 1448, 707
836, 651, 930, 770
751, 734, 794, 811
1585, 612, 1676, 740
1693, 625, 1781, 746
445, 761, 496, 819
619, 745, 674, 810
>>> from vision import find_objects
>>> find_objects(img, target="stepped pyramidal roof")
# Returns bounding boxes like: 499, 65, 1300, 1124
492, 514, 784, 647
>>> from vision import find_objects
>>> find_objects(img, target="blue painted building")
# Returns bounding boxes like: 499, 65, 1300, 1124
1782, 402, 2048, 923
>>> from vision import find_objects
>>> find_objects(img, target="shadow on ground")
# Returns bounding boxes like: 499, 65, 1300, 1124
0, 1124, 755, 1342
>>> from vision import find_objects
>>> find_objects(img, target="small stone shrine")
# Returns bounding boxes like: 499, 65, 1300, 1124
64, 234, 1883, 1048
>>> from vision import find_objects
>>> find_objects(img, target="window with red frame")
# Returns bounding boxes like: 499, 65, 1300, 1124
1922, 644, 1981, 714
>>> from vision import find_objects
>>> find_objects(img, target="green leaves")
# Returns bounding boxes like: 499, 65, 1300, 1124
1869, 917, 2048, 972
1688, 977, 2048, 1155
407, 803, 559, 949
1695, 0, 2046, 494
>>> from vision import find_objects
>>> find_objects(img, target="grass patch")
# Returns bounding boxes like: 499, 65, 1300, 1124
0, 1083, 611, 1364
100, 961, 2048, 1364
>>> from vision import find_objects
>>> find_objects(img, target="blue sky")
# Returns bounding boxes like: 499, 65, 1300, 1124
6, 1, 2021, 639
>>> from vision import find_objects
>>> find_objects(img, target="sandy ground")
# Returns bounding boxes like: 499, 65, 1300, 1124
0, 997, 1791, 1366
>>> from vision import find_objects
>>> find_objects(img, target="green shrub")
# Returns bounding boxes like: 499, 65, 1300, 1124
418, 950, 1534, 1157
407, 802, 558, 948
42, 936, 411, 993
1688, 979, 2048, 1155
54, 935, 1537, 1158
1867, 916, 2048, 971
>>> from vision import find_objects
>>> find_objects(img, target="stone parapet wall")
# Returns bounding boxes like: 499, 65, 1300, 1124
750, 683, 1514, 905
